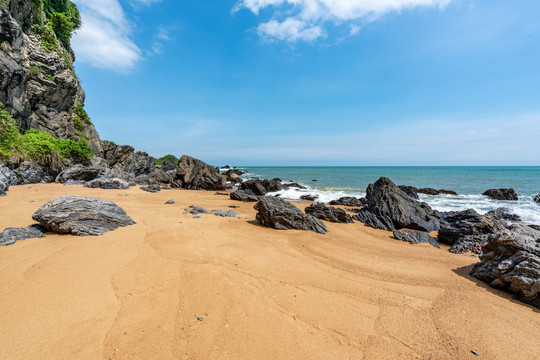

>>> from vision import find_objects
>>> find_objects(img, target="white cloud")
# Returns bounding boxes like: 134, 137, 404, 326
72, 0, 141, 73
235, 0, 452, 42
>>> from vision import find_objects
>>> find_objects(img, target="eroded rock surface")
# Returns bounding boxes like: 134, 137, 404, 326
393, 230, 440, 248
172, 155, 226, 190
305, 203, 353, 223
482, 188, 518, 201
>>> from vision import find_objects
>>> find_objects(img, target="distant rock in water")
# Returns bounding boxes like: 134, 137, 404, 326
534, 194, 540, 204
486, 207, 521, 222
32, 195, 135, 236
392, 230, 440, 248
300, 194, 318, 201
85, 177, 130, 190
305, 203, 353, 223
230, 189, 259, 202
0, 225, 46, 247
482, 188, 518, 201
417, 188, 458, 196
438, 209, 507, 254
329, 197, 366, 207
172, 155, 226, 190
254, 196, 328, 234
398, 186, 419, 200
470, 224, 540, 309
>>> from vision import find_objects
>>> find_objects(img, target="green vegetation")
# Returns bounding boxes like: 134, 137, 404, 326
73, 102, 91, 130
31, 0, 81, 49
29, 65, 42, 74
153, 154, 179, 166
0, 109, 93, 162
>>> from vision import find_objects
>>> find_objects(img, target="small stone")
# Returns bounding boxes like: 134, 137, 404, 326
193, 216, 201, 219
165, 199, 175, 204
471, 350, 479, 356
197, 317, 204, 321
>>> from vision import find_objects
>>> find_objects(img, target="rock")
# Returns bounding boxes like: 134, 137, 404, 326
212, 210, 237, 217
392, 230, 440, 248
471, 350, 480, 356
63, 179, 85, 186
241, 180, 268, 196
533, 194, 540, 204
398, 185, 419, 200
171, 155, 226, 190
215, 192, 229, 196
165, 199, 175, 204
135, 169, 173, 185
305, 203, 353, 223
0, 165, 17, 192
529, 225, 540, 231
102, 141, 155, 177
363, 177, 440, 232
0, 225, 46, 247
417, 188, 440, 195
140, 184, 161, 193
300, 194, 318, 201
14, 161, 50, 184
329, 197, 367, 207
184, 206, 209, 215
0, 188, 5, 196
84, 177, 130, 190
482, 188, 518, 201
352, 207, 395, 231
470, 224, 540, 309
254, 196, 328, 234
31, 195, 135, 236
55, 164, 105, 183
230, 189, 259, 202
282, 182, 307, 190
486, 207, 521, 222
438, 209, 507, 254
438, 189, 458, 195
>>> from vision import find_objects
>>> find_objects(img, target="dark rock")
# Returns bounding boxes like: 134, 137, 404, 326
305, 203, 353, 223
0, 165, 17, 192
165, 199, 175, 204
262, 179, 283, 192
84, 177, 130, 190
417, 188, 440, 195
272, 178, 282, 182
438, 209, 507, 254
0, 189, 5, 196
300, 194, 318, 201
364, 177, 440, 232
55, 165, 105, 183
438, 189, 458, 195
471, 350, 480, 356
229, 205, 239, 208
31, 195, 135, 236
0, 225, 46, 247
482, 188, 518, 201
486, 207, 521, 222
398, 185, 419, 200
470, 224, 540, 309
230, 189, 259, 202
254, 196, 328, 234
352, 207, 395, 231
135, 169, 173, 185
184, 206, 209, 215
392, 230, 440, 248
282, 182, 306, 190
197, 317, 204, 321
215, 192, 229, 196
533, 194, 540, 204
329, 197, 367, 207
312, 179, 317, 182
140, 184, 161, 193
241, 180, 267, 196
161, 162, 177, 172
14, 161, 50, 184
529, 225, 540, 231
102, 141, 155, 177
171, 155, 226, 190
212, 210, 237, 217
63, 179, 85, 186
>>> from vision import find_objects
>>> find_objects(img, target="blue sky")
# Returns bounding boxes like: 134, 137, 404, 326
71, 0, 540, 166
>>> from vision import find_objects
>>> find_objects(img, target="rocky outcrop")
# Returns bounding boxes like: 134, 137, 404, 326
329, 197, 367, 207
254, 196, 328, 234
84, 177, 130, 190
300, 194, 318, 201
13, 161, 50, 184
486, 207, 521, 222
55, 164, 105, 183
0, 164, 17, 193
438, 209, 507, 254
398, 186, 419, 200
304, 203, 353, 223
533, 194, 540, 204
352, 207, 395, 231
470, 224, 540, 309
417, 188, 458, 196
32, 195, 135, 236
482, 188, 518, 201
0, 1, 102, 154
101, 141, 155, 179
0, 224, 46, 246
241, 180, 268, 196
172, 155, 226, 190
230, 189, 259, 202
392, 230, 440, 248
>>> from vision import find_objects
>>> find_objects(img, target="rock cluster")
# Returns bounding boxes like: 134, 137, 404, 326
0, 225, 46, 246
486, 207, 521, 222
304, 203, 353, 223
329, 197, 366, 207
230, 189, 259, 202
172, 155, 226, 190
392, 230, 440, 248
482, 188, 518, 201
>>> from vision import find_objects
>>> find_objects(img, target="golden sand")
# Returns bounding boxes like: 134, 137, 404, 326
0, 184, 538, 359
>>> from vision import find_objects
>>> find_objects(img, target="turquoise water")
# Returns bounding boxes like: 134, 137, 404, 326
233, 166, 540, 224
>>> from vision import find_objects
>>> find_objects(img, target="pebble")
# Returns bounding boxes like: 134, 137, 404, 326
471, 350, 480, 356
165, 199, 175, 204
197, 317, 204, 321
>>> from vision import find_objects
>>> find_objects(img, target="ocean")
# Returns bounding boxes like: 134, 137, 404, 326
233, 166, 540, 225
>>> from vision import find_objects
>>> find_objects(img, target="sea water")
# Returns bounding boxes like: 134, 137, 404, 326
233, 166, 540, 225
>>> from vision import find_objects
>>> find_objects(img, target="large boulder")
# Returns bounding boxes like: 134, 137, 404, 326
470, 224, 540, 309
304, 203, 353, 223
241, 180, 268, 196
55, 164, 106, 183
363, 177, 440, 232
14, 161, 50, 184
101, 141, 155, 178
0, 165, 17, 192
0, 225, 46, 247
398, 186, 419, 200
254, 196, 328, 234
438, 209, 507, 254
230, 189, 259, 202
486, 207, 521, 222
32, 195, 135, 236
329, 196, 367, 207
84, 177, 130, 190
482, 188, 518, 201
171, 155, 226, 190
392, 230, 440, 248
352, 207, 395, 231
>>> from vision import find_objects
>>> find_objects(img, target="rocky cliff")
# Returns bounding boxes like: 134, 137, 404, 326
0, 0, 101, 154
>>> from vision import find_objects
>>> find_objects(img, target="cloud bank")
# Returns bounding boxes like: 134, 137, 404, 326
235, 0, 452, 42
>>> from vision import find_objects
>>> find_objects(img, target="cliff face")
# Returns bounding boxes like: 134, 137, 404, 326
0, 0, 102, 154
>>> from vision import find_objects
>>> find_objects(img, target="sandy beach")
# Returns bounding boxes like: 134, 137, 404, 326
0, 184, 538, 359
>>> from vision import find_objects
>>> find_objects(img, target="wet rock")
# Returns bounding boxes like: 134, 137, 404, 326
172, 155, 226, 190
230, 189, 259, 202
470, 224, 540, 309
300, 194, 318, 201
55, 165, 105, 183
32, 195, 135, 236
329, 197, 367, 207
305, 203, 353, 223
140, 184, 161, 193
0, 225, 46, 247
438, 209, 507, 254
84, 177, 130, 190
417, 188, 458, 196
282, 182, 307, 190
392, 230, 440, 248
482, 188, 518, 201
398, 185, 419, 200
486, 207, 521, 222
212, 210, 237, 217
254, 196, 328, 234
438, 189, 458, 195
184, 206, 209, 215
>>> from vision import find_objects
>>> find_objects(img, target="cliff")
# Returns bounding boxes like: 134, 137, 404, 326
0, 0, 101, 154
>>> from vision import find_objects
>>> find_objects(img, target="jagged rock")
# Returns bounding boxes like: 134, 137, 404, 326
398, 186, 419, 200
55, 164, 106, 183
282, 182, 306, 190
352, 207, 395, 231
329, 197, 367, 207
482, 188, 518, 201
417, 188, 458, 196
392, 230, 440, 248
14, 161, 50, 184
254, 196, 328, 234
470, 224, 540, 309
161, 162, 177, 172
230, 189, 259, 202
0, 224, 46, 246
101, 141, 155, 177
438, 209, 507, 254
135, 169, 172, 185
31, 195, 135, 236
305, 203, 353, 223
84, 177, 130, 190
363, 177, 440, 232
241, 180, 268, 196
165, 199, 175, 204
486, 207, 521, 222
0, 165, 17, 192
63, 179, 85, 186
140, 184, 161, 193
184, 206, 209, 215
171, 155, 226, 190
300, 194, 318, 201
533, 194, 540, 204
529, 225, 540, 231
212, 209, 237, 217
0, 188, 5, 196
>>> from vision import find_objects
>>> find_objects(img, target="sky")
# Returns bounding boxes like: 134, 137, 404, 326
70, 0, 540, 166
